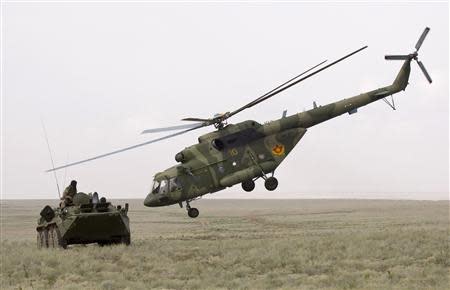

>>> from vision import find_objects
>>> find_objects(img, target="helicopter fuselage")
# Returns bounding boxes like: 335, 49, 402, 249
144, 59, 411, 208
43, 27, 431, 219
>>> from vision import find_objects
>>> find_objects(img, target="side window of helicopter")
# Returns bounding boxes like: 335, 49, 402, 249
152, 180, 160, 194
169, 177, 181, 192
159, 179, 168, 194
211, 139, 225, 151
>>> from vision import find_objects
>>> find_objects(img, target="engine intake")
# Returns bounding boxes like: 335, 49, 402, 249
175, 152, 185, 163
175, 148, 195, 163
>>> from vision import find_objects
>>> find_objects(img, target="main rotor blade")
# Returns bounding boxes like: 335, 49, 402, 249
415, 27, 430, 51
46, 124, 205, 172
242, 59, 327, 112
385, 55, 410, 60
227, 46, 368, 119
186, 60, 327, 123
182, 117, 212, 122
417, 60, 432, 83
141, 122, 204, 134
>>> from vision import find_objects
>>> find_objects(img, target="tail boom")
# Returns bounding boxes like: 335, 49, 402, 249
297, 59, 411, 128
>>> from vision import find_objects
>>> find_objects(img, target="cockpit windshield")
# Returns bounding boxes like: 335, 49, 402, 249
151, 180, 160, 194
152, 177, 182, 194
159, 179, 168, 194
169, 177, 181, 192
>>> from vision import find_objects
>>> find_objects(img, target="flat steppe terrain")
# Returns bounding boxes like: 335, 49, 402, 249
1, 199, 448, 290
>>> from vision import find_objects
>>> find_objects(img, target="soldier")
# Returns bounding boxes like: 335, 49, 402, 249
60, 180, 77, 208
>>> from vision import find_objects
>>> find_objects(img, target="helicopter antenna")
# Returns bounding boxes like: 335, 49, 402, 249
63, 152, 69, 187
41, 118, 61, 198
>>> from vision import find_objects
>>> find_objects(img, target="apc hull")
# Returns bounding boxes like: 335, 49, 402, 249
37, 194, 130, 248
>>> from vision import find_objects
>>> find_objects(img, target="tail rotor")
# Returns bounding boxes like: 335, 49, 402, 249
415, 27, 430, 51
385, 27, 432, 83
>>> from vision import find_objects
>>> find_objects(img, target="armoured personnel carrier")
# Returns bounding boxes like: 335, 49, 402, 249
36, 192, 130, 248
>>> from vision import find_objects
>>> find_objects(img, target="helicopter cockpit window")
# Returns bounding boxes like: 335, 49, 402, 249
169, 177, 181, 192
159, 179, 168, 194
151, 180, 160, 194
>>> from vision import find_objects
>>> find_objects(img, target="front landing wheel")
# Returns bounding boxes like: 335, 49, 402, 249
188, 207, 199, 218
264, 177, 278, 191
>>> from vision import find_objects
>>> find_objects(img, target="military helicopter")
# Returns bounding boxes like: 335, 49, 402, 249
49, 28, 432, 218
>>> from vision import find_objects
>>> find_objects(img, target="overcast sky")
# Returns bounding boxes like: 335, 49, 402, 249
1, 1, 448, 200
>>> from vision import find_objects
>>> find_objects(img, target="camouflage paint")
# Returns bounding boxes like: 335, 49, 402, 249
144, 60, 411, 207
37, 192, 130, 248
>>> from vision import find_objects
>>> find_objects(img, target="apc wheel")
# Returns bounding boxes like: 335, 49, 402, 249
43, 229, 49, 248
121, 235, 131, 246
264, 177, 278, 191
242, 180, 255, 192
37, 230, 45, 249
56, 228, 67, 249
48, 226, 57, 248
188, 207, 199, 218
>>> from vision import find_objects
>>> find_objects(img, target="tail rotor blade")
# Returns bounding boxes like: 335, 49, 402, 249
385, 55, 410, 60
415, 27, 430, 51
417, 60, 432, 83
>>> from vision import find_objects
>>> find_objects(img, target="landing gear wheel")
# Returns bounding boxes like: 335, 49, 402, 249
188, 207, 199, 218
264, 177, 278, 191
242, 180, 255, 192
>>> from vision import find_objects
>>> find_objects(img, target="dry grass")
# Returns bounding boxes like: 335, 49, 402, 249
1, 199, 449, 289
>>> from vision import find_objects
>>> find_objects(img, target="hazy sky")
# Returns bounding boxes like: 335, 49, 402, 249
1, 1, 448, 200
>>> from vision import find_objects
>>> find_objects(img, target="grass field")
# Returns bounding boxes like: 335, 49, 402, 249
1, 199, 449, 290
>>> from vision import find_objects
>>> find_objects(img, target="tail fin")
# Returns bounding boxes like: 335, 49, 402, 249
391, 59, 412, 93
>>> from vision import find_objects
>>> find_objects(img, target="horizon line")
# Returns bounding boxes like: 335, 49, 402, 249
1, 197, 448, 202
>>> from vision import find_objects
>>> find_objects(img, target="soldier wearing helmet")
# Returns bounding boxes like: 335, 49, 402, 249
60, 180, 77, 208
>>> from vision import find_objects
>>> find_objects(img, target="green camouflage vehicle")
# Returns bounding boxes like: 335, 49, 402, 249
36, 192, 130, 248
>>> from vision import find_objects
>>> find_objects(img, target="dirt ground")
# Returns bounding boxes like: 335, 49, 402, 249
1, 199, 448, 289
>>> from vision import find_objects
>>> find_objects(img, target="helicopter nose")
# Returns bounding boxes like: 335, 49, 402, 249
144, 194, 158, 207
